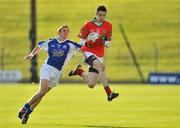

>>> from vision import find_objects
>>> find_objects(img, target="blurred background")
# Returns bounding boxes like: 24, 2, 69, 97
0, 0, 180, 83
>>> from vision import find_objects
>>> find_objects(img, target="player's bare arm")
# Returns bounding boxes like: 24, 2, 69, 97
24, 46, 40, 61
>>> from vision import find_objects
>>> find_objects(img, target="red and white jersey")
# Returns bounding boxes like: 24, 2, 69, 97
78, 19, 112, 57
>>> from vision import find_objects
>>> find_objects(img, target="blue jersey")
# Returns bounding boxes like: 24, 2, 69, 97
38, 37, 81, 71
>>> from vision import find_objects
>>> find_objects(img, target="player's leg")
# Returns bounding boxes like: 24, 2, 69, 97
68, 54, 110, 91
29, 79, 51, 109
69, 65, 98, 88
86, 67, 99, 88
22, 79, 51, 124
92, 59, 119, 101
68, 52, 99, 85
68, 64, 87, 82
84, 55, 118, 101
18, 79, 51, 124
84, 55, 109, 88
93, 59, 108, 86
69, 53, 118, 101
86, 65, 106, 88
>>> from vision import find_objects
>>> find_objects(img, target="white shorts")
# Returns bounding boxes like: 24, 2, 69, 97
84, 51, 103, 63
40, 64, 62, 88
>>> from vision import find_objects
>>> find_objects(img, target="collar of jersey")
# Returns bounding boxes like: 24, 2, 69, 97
56, 37, 68, 44
91, 17, 104, 27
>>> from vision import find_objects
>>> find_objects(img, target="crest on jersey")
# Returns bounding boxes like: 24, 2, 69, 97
102, 30, 107, 34
62, 45, 67, 49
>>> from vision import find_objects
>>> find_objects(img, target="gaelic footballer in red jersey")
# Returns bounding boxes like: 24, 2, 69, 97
78, 19, 112, 57
69, 5, 119, 102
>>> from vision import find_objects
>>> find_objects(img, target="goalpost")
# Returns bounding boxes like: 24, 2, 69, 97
118, 23, 145, 83
29, 0, 38, 83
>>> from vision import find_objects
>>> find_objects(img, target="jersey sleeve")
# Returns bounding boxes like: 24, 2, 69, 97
37, 40, 49, 51
67, 43, 79, 60
72, 42, 82, 49
106, 23, 112, 41
78, 22, 89, 39
69, 42, 82, 52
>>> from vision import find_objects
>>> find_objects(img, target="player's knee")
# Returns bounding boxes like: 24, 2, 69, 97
88, 84, 95, 88
38, 91, 46, 97
88, 82, 96, 88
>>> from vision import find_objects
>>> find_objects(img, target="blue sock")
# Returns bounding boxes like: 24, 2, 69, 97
26, 108, 32, 115
23, 103, 30, 111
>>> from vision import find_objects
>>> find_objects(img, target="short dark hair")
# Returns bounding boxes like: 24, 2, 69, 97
96, 5, 107, 12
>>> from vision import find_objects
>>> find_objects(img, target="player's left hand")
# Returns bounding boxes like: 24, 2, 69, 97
101, 36, 107, 46
85, 40, 94, 48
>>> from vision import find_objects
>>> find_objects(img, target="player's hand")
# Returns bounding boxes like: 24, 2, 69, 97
100, 36, 107, 46
24, 54, 33, 61
85, 40, 94, 48
100, 39, 106, 46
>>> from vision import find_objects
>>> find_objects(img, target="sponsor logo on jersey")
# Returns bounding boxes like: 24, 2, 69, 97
50, 45, 55, 47
52, 49, 64, 57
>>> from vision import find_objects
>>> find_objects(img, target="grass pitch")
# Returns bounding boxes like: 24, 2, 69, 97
0, 84, 179, 128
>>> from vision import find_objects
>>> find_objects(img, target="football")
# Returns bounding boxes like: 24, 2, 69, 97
87, 32, 99, 42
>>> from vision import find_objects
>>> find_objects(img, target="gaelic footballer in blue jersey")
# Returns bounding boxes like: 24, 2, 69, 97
18, 25, 81, 124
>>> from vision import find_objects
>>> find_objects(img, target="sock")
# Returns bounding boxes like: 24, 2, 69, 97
23, 103, 30, 111
76, 68, 84, 76
104, 86, 112, 96
26, 108, 33, 115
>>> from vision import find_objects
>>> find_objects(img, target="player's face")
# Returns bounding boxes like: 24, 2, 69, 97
58, 27, 69, 39
96, 11, 106, 22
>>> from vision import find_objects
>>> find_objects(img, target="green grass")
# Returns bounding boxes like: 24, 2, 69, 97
0, 0, 180, 81
0, 84, 180, 128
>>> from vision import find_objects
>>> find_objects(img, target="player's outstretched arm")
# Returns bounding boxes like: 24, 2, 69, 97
24, 46, 40, 61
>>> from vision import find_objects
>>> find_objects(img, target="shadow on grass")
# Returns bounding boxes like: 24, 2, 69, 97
54, 124, 145, 128
81, 125, 144, 128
